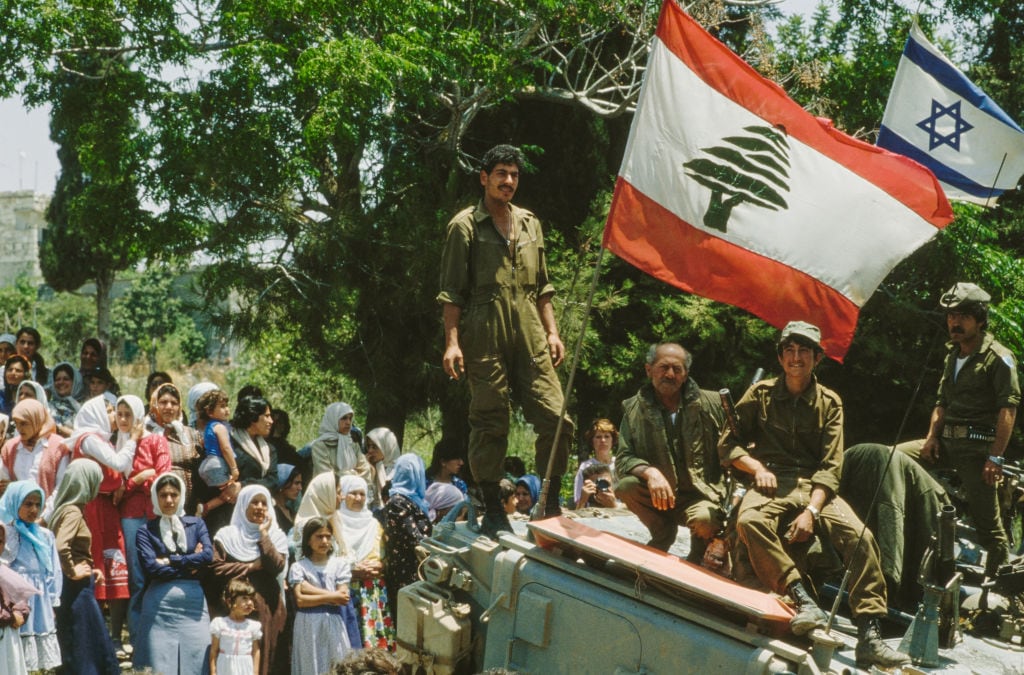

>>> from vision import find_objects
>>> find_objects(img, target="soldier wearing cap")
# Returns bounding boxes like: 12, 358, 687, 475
917, 282, 1020, 576
719, 321, 908, 668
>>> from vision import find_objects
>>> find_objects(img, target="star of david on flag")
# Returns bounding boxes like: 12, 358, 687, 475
878, 23, 1024, 205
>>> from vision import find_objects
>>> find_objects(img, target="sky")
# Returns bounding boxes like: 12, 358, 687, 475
0, 0, 827, 196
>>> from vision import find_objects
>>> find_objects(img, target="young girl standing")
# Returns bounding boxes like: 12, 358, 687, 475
210, 579, 262, 675
289, 517, 352, 675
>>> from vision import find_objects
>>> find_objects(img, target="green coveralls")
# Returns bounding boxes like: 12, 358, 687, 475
615, 379, 726, 555
929, 333, 1019, 573
719, 377, 888, 618
438, 201, 573, 483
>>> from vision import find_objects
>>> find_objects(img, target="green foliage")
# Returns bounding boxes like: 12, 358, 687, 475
36, 293, 95, 363
111, 266, 209, 370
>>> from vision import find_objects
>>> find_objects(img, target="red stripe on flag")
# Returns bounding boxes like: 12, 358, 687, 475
603, 178, 860, 360
655, 0, 952, 227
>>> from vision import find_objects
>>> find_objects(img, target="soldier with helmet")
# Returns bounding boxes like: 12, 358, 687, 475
917, 282, 1020, 577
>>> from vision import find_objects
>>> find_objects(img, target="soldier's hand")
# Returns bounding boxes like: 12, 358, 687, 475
443, 345, 464, 380
643, 467, 675, 511
983, 458, 1002, 487
785, 509, 815, 543
548, 333, 565, 368
753, 467, 777, 497
921, 437, 940, 462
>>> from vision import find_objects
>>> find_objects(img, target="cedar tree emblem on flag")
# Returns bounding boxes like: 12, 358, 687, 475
602, 1, 952, 360
683, 125, 791, 232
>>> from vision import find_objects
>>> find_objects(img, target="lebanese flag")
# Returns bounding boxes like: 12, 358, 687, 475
603, 1, 953, 360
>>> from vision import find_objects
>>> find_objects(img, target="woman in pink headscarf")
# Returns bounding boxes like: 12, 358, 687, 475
0, 400, 66, 508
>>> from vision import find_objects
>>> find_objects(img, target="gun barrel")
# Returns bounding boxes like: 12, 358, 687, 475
719, 388, 740, 437
936, 504, 956, 584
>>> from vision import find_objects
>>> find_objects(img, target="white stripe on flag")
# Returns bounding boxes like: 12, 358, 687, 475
620, 37, 939, 307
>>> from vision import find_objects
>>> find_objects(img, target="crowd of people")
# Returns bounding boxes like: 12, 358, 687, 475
0, 332, 485, 674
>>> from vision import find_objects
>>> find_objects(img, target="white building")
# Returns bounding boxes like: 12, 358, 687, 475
0, 190, 48, 286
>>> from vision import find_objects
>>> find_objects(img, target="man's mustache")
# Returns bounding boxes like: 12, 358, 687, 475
950, 327, 965, 334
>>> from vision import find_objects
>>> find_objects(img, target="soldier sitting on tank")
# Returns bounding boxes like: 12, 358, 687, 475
614, 342, 727, 562
718, 321, 909, 669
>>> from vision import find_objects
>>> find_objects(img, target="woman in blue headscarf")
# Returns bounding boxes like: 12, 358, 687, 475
515, 474, 542, 515
383, 454, 432, 615
0, 479, 62, 672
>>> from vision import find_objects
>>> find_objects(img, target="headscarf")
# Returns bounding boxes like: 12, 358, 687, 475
389, 453, 431, 517
48, 361, 82, 417
230, 425, 271, 474
0, 480, 52, 573
316, 402, 360, 473
12, 399, 56, 447
0, 334, 15, 350
516, 475, 541, 508
292, 472, 346, 557
115, 395, 147, 451
367, 427, 400, 471
425, 482, 465, 521
151, 472, 188, 554
16, 380, 48, 407
50, 459, 103, 526
148, 382, 185, 437
214, 484, 288, 562
186, 382, 217, 429
277, 463, 297, 489
338, 475, 378, 562
80, 338, 108, 369
67, 395, 112, 449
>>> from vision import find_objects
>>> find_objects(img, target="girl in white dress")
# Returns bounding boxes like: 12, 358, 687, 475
210, 579, 262, 675
289, 516, 352, 675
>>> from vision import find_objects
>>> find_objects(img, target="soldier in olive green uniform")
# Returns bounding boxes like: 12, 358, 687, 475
615, 343, 726, 559
912, 282, 1020, 576
438, 144, 573, 537
719, 321, 908, 669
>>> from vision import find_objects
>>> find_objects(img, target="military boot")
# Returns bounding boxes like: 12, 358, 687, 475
478, 481, 512, 539
855, 615, 911, 668
788, 581, 828, 636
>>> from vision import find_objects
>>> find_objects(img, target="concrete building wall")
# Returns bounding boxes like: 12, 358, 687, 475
0, 190, 48, 285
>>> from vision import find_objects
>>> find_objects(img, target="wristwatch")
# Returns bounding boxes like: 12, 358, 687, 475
805, 504, 821, 520
988, 455, 1005, 467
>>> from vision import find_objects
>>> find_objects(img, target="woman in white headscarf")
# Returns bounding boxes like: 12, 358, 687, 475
65, 395, 140, 658
364, 427, 400, 511
132, 472, 212, 674
290, 472, 346, 558
207, 484, 288, 675
338, 474, 395, 650
310, 402, 372, 484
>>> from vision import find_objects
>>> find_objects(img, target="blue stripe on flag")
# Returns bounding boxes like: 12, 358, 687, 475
904, 36, 1024, 132
878, 126, 1005, 199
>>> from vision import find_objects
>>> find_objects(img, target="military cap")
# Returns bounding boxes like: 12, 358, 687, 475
939, 282, 991, 310
778, 320, 822, 350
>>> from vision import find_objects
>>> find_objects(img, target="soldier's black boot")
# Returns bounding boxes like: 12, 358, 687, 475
541, 475, 563, 518
855, 615, 911, 668
788, 581, 828, 636
478, 481, 512, 539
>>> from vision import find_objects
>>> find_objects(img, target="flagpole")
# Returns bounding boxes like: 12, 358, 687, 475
532, 243, 607, 521
982, 153, 1008, 209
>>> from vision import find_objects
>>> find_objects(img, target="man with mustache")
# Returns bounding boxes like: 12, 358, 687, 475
917, 282, 1020, 578
438, 144, 574, 538
614, 342, 726, 559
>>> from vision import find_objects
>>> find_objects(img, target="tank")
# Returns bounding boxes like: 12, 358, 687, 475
396, 511, 1021, 674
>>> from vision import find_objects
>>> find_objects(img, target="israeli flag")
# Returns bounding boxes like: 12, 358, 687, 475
878, 23, 1024, 205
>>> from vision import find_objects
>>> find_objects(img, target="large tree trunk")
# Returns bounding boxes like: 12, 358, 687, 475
95, 269, 114, 345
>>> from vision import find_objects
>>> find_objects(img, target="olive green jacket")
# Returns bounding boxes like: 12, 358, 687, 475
615, 379, 726, 505
937, 332, 1020, 427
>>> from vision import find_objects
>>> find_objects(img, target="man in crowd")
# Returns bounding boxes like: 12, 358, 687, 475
719, 321, 909, 669
615, 342, 726, 560
438, 144, 573, 537
911, 282, 1020, 577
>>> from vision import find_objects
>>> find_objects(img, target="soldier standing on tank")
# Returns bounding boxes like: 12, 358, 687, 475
913, 282, 1020, 577
719, 321, 909, 669
438, 144, 574, 538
